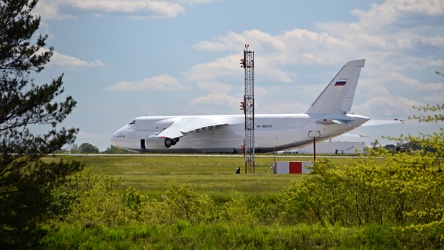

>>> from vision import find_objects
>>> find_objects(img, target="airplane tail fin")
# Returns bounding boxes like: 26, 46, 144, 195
306, 59, 365, 114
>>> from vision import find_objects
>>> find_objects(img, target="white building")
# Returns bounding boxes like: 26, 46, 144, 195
292, 133, 367, 155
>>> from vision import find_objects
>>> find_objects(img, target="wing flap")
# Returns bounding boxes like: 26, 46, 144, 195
157, 117, 228, 139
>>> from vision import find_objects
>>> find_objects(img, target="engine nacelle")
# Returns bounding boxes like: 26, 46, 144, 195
146, 135, 179, 149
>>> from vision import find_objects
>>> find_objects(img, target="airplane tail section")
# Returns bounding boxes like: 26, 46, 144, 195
306, 59, 365, 114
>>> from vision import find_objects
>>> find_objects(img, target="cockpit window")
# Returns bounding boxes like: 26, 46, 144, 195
129, 120, 135, 125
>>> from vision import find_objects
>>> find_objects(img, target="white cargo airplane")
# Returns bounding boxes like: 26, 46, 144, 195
111, 59, 388, 153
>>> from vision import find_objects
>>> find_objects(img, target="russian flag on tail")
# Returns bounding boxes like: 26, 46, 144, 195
334, 81, 347, 86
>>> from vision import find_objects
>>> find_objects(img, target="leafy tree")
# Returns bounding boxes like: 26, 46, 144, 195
409, 103, 444, 123
409, 72, 444, 123
282, 96, 443, 228
69, 143, 79, 153
103, 145, 130, 154
0, 0, 82, 248
78, 142, 99, 153
161, 183, 215, 224
56, 168, 133, 227
383, 144, 396, 152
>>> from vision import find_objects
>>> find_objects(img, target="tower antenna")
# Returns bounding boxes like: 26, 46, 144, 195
240, 44, 255, 174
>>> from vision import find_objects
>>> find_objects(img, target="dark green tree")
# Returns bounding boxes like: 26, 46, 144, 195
0, 0, 82, 248
78, 142, 100, 153
69, 143, 79, 153
103, 145, 131, 154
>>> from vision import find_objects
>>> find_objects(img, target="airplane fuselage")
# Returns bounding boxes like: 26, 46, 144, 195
111, 113, 369, 153
111, 60, 373, 153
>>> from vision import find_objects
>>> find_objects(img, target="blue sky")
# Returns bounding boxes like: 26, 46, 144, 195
32, 0, 443, 151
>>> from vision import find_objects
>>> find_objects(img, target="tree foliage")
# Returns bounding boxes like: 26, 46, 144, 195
78, 143, 99, 153
45, 166, 444, 249
409, 72, 444, 123
282, 154, 444, 227
409, 103, 444, 123
103, 145, 130, 154
282, 95, 444, 229
0, 0, 82, 248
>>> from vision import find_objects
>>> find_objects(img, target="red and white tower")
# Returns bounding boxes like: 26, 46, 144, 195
240, 44, 255, 174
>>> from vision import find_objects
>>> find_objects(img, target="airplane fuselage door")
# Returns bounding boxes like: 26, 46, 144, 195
140, 139, 146, 151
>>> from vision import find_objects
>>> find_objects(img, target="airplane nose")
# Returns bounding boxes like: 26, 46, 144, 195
110, 132, 119, 147
111, 122, 136, 147
110, 126, 127, 147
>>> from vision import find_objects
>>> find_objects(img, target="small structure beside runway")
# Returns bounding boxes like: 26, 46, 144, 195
273, 161, 313, 174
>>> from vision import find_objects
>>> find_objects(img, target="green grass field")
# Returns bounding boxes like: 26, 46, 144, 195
39, 154, 444, 249
54, 154, 357, 199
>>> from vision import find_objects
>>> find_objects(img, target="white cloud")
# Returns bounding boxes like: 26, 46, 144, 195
424, 92, 444, 103
193, 31, 246, 52
260, 102, 310, 114
352, 0, 444, 29
35, 48, 105, 68
189, 92, 239, 107
389, 72, 444, 91
105, 74, 187, 91
186, 54, 242, 82
34, 0, 219, 19
196, 81, 232, 93
361, 68, 444, 94
50, 51, 105, 68
190, 28, 357, 87
179, 0, 214, 3
32, 2, 61, 19
430, 60, 444, 67
69, 0, 184, 18
193, 29, 287, 52
355, 95, 424, 118
187, 0, 443, 120
34, 1, 74, 20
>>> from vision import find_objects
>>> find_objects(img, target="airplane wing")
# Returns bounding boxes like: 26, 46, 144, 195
156, 117, 228, 139
362, 119, 404, 126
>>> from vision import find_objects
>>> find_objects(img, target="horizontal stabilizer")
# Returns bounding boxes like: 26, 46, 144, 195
362, 119, 404, 126
316, 118, 352, 126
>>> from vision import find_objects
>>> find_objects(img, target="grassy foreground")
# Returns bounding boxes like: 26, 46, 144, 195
43, 222, 442, 249
40, 154, 444, 249
58, 154, 313, 198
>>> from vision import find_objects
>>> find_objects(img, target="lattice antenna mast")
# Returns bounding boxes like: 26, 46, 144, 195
240, 44, 255, 174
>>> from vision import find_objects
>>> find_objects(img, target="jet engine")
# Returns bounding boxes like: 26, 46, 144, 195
146, 135, 179, 149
